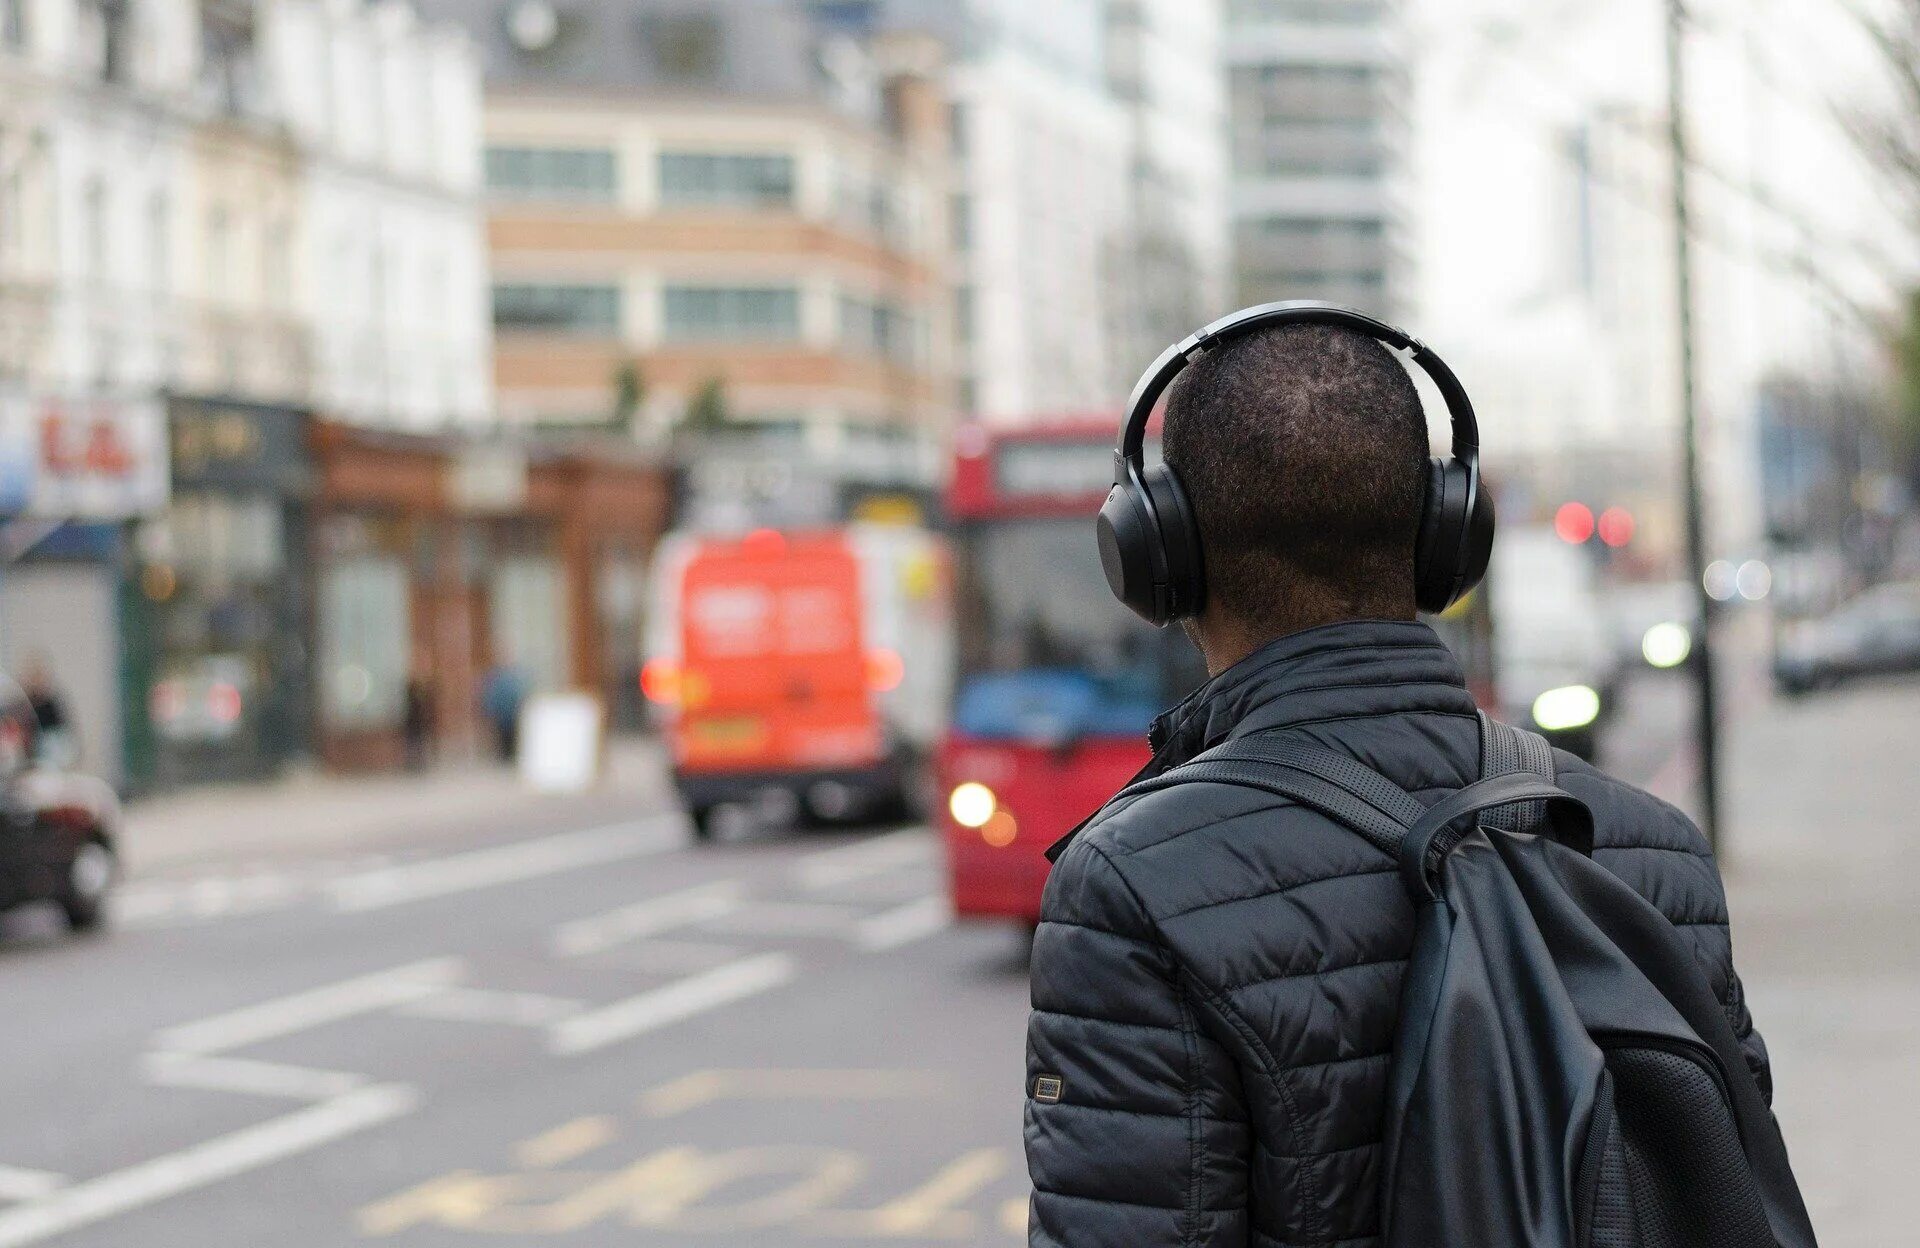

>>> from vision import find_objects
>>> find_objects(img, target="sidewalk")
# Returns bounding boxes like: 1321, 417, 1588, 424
1717, 674, 1920, 1247
118, 736, 677, 875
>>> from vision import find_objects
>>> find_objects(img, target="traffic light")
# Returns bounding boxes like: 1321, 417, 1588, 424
1553, 502, 1595, 544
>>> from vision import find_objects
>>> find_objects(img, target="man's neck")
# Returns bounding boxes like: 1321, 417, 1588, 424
1189, 604, 1417, 678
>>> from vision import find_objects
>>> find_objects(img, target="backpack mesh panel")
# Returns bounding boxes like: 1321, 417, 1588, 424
1587, 1046, 1777, 1248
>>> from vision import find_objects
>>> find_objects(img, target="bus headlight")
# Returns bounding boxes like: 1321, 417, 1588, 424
949, 782, 998, 829
1532, 685, 1601, 732
1641, 621, 1692, 669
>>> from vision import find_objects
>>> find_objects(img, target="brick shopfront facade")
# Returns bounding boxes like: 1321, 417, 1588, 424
310, 423, 670, 771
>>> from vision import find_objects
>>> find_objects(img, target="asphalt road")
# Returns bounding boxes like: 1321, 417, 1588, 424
0, 681, 1689, 1248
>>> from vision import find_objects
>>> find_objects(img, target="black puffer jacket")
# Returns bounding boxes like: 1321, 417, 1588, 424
1024, 619, 1768, 1248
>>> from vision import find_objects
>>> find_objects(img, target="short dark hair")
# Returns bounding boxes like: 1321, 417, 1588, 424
1162, 323, 1429, 622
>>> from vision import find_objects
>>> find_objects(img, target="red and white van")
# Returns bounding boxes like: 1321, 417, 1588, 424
644, 526, 949, 837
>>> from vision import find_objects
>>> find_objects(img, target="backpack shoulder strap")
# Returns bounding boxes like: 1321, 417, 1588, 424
1108, 733, 1423, 858
1478, 710, 1556, 834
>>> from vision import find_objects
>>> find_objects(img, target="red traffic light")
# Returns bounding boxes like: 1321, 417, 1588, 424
1554, 502, 1595, 544
1598, 506, 1634, 548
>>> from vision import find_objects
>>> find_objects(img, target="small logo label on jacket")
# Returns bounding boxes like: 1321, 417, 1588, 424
1031, 1075, 1064, 1103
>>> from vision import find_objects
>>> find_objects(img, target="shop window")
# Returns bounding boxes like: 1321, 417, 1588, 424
321, 557, 409, 729
490, 556, 569, 694
662, 285, 800, 343
657, 152, 793, 209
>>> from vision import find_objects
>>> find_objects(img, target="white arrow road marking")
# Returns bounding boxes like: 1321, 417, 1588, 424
328, 817, 684, 912
794, 827, 933, 890
548, 953, 796, 1056
0, 1170, 63, 1205
153, 957, 464, 1057
854, 894, 953, 951
550, 880, 746, 958
0, 1084, 418, 1248
141, 1053, 368, 1102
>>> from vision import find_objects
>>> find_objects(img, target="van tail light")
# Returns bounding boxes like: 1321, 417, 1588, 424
640, 659, 681, 705
865, 648, 904, 692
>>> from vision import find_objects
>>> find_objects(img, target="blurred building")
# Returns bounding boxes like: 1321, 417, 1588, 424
1224, 0, 1412, 318
0, 1, 520, 791
419, 0, 956, 520
1105, 0, 1231, 372
877, 0, 1132, 423
264, 0, 494, 429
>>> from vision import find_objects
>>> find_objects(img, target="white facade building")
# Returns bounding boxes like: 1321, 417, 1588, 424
1106, 0, 1230, 370
263, 0, 490, 428
886, 0, 1132, 424
1225, 0, 1412, 319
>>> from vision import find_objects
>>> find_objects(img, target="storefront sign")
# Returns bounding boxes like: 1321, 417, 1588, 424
169, 398, 312, 494
0, 395, 169, 519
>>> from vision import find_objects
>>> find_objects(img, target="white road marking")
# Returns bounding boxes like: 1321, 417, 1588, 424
548, 953, 796, 1056
551, 880, 746, 958
0, 1085, 417, 1248
795, 828, 933, 891
0, 1169, 63, 1204
702, 900, 864, 938
153, 957, 464, 1057
395, 987, 585, 1027
854, 894, 954, 951
328, 817, 684, 913
142, 1053, 367, 1102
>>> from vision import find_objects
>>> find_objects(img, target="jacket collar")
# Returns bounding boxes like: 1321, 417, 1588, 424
1047, 618, 1471, 861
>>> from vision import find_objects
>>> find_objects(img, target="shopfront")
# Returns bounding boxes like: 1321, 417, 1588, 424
0, 393, 170, 789
124, 398, 315, 790
313, 424, 669, 772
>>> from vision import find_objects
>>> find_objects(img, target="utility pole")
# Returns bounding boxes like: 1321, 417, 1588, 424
1665, 0, 1722, 849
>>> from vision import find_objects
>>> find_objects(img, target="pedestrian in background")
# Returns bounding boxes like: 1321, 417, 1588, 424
18, 652, 75, 769
480, 659, 525, 764
1025, 311, 1801, 1246
402, 661, 434, 772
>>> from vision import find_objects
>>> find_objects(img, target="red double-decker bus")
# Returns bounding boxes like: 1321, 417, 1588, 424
938, 421, 1208, 925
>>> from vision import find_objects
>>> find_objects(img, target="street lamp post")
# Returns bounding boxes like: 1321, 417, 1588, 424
1665, 0, 1722, 850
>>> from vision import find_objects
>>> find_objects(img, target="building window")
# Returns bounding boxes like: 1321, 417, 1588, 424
263, 219, 290, 309
492, 283, 621, 334
838, 293, 918, 365
950, 192, 971, 252
484, 146, 618, 201
663, 285, 800, 342
657, 152, 794, 209
205, 205, 230, 301
2, 0, 28, 50
1227, 0, 1388, 23
83, 178, 108, 283
147, 191, 168, 295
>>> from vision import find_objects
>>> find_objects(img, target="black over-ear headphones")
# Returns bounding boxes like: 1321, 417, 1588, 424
1096, 300, 1495, 625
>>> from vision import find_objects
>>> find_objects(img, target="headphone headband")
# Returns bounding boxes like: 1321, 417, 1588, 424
1115, 300, 1481, 472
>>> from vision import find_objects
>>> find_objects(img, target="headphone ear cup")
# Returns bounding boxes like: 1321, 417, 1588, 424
1413, 456, 1482, 610
1098, 483, 1166, 624
1141, 463, 1205, 621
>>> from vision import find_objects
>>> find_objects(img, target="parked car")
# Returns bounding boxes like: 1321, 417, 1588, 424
0, 677, 118, 931
1774, 582, 1920, 696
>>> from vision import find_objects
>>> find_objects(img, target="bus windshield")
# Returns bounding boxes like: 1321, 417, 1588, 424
952, 517, 1206, 741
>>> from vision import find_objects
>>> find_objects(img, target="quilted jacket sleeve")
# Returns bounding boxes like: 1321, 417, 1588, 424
1025, 834, 1252, 1247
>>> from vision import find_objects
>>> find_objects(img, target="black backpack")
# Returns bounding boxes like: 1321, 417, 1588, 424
1119, 714, 1817, 1248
